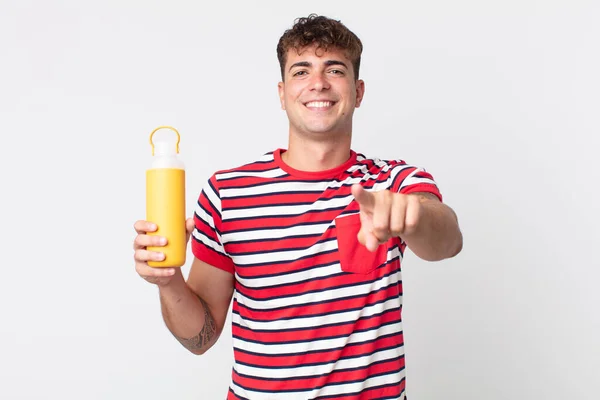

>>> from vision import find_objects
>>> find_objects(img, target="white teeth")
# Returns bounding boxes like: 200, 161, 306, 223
306, 101, 332, 108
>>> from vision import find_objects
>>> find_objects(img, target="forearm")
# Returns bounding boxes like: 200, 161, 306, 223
403, 200, 463, 261
158, 269, 217, 355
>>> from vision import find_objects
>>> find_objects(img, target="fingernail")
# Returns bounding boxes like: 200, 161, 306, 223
160, 237, 167, 245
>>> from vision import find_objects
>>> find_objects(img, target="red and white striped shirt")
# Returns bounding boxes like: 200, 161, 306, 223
191, 149, 442, 400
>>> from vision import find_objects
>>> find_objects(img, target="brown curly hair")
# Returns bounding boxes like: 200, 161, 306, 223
277, 14, 363, 81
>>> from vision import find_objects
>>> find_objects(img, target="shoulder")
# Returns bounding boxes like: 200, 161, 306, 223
212, 150, 278, 178
198, 150, 284, 185
354, 151, 412, 172
204, 150, 285, 194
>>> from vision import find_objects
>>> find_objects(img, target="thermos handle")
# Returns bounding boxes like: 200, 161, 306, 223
149, 126, 181, 156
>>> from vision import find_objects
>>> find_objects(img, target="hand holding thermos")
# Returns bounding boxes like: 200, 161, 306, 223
133, 218, 195, 286
133, 126, 190, 285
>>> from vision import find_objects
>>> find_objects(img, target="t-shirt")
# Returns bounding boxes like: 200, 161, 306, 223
191, 148, 442, 400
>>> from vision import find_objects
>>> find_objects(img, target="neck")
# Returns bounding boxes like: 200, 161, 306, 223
282, 131, 352, 172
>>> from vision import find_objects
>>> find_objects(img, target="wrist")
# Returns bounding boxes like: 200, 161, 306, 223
158, 268, 186, 292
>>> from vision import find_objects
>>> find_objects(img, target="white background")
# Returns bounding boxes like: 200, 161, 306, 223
1, 0, 599, 399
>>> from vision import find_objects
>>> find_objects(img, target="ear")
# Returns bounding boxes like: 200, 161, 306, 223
355, 79, 365, 108
277, 81, 286, 110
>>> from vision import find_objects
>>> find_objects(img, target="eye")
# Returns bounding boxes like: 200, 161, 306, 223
329, 69, 345, 76
292, 70, 308, 77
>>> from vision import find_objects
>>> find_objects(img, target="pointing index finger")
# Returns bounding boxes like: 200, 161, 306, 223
351, 184, 375, 210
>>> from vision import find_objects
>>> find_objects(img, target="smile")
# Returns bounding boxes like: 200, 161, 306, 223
304, 101, 336, 109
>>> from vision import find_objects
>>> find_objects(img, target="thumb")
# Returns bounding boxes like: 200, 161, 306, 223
351, 184, 375, 211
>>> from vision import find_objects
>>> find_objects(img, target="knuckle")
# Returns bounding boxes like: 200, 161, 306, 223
393, 220, 405, 233
373, 220, 388, 232
134, 249, 148, 262
405, 217, 418, 231
134, 234, 147, 248
134, 220, 148, 233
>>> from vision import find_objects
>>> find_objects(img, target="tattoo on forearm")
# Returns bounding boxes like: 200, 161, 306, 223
175, 297, 217, 352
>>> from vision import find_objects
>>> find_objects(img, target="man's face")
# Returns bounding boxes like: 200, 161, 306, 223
278, 45, 365, 138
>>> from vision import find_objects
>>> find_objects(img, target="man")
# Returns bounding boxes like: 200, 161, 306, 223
133, 14, 462, 399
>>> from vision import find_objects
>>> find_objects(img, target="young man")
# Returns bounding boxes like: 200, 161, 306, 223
133, 14, 462, 400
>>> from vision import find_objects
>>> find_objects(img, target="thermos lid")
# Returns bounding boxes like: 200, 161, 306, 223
149, 126, 181, 156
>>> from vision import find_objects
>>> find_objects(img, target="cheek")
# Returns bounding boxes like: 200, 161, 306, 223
288, 93, 303, 110
289, 86, 302, 99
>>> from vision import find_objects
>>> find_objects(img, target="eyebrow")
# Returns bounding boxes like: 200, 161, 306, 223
288, 60, 348, 72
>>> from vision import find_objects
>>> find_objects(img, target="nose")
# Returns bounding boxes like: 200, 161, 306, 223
310, 73, 330, 92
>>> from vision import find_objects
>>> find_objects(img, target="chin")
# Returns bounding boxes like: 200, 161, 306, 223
303, 122, 337, 134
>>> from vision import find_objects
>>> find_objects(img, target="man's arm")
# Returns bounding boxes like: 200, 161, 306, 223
401, 192, 463, 261
159, 257, 234, 355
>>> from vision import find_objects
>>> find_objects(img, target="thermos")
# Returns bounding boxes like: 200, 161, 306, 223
146, 126, 186, 267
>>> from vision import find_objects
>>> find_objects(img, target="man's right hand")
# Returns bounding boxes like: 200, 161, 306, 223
133, 219, 195, 286
134, 217, 234, 355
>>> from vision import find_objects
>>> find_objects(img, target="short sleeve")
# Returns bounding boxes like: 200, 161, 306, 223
390, 164, 443, 202
191, 175, 235, 274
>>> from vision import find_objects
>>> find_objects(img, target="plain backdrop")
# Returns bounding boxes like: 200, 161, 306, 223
1, 0, 598, 399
